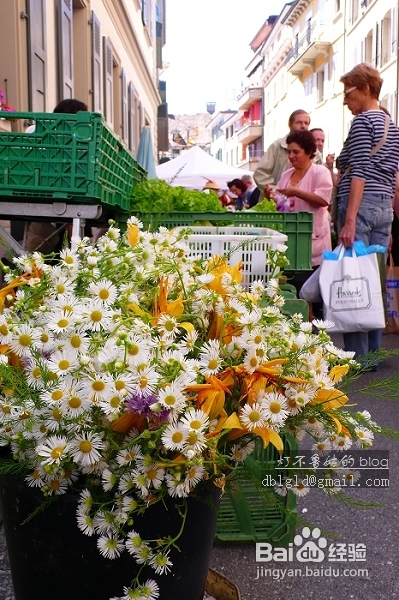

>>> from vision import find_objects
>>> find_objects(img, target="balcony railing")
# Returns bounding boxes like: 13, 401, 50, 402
284, 21, 331, 75
285, 21, 316, 65
237, 120, 263, 145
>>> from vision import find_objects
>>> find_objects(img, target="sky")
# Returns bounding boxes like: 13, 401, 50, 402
162, 0, 288, 116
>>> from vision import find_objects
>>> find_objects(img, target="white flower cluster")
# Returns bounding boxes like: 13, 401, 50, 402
0, 219, 375, 599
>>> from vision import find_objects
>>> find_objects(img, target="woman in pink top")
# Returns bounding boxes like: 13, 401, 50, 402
266, 129, 333, 267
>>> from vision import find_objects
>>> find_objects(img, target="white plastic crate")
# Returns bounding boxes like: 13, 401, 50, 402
177, 226, 287, 288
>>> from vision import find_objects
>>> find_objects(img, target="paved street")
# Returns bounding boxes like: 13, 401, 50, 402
211, 332, 399, 600
0, 333, 398, 600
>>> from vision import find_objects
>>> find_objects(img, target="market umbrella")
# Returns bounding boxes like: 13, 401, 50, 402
155, 145, 251, 190
137, 126, 157, 179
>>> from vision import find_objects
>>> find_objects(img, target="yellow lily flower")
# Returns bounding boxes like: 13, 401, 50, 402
127, 223, 140, 246
0, 267, 43, 313
206, 256, 243, 293
310, 387, 349, 410
329, 364, 350, 383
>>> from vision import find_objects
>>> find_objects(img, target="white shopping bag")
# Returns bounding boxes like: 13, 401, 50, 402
319, 245, 385, 333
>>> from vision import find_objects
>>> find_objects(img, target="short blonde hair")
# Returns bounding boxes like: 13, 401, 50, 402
340, 63, 383, 99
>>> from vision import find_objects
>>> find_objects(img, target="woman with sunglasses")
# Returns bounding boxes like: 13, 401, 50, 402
336, 63, 399, 361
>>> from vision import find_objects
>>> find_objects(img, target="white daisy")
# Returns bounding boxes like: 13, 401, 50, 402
97, 534, 124, 559
230, 440, 256, 462
49, 275, 75, 296
354, 427, 374, 447
70, 432, 104, 466
239, 402, 267, 431
150, 551, 173, 575
132, 366, 160, 397
45, 476, 70, 495
59, 329, 90, 356
291, 479, 310, 497
93, 510, 117, 535
63, 383, 91, 417
41, 382, 69, 406
180, 408, 209, 432
260, 392, 289, 426
59, 248, 80, 271
312, 319, 335, 330
0, 316, 12, 345
157, 384, 187, 413
47, 349, 79, 377
9, 324, 41, 357
144, 465, 165, 489
36, 435, 71, 466
138, 579, 160, 600
336, 468, 361, 485
81, 301, 113, 332
243, 349, 262, 373
156, 313, 179, 338
101, 468, 118, 492
131, 469, 149, 497
331, 434, 353, 451
25, 468, 46, 488
83, 374, 114, 403
115, 444, 143, 466
311, 439, 332, 454
184, 464, 205, 487
198, 339, 222, 376
125, 530, 145, 555
181, 429, 207, 456
88, 279, 118, 305
76, 512, 95, 536
161, 423, 187, 451
165, 473, 189, 498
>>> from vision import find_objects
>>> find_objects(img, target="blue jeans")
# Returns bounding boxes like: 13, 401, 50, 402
337, 193, 392, 358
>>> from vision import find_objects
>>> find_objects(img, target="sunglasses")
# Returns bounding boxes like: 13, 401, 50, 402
343, 86, 357, 98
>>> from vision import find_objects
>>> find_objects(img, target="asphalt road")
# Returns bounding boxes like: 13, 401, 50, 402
0, 333, 398, 600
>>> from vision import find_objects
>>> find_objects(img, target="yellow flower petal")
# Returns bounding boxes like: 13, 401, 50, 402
311, 388, 349, 410
179, 322, 195, 333
127, 224, 140, 246
329, 364, 350, 383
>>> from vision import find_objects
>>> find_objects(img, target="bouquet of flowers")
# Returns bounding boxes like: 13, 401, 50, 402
0, 89, 15, 112
0, 219, 382, 599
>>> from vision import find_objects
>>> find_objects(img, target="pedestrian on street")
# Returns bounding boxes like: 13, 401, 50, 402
336, 62, 399, 360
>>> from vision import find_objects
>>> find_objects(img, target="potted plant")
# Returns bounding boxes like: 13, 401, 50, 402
0, 219, 387, 600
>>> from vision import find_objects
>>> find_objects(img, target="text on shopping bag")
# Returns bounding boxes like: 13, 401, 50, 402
329, 275, 372, 312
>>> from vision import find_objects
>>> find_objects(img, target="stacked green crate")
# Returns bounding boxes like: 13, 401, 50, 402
0, 112, 146, 212
134, 211, 313, 271
215, 434, 297, 546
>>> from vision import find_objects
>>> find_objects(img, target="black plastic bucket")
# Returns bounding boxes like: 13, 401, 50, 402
0, 475, 221, 600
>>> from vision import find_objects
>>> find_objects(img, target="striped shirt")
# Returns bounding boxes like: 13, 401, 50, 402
337, 110, 399, 197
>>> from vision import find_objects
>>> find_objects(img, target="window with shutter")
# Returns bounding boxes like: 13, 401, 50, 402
27, 0, 47, 111
103, 37, 113, 127
138, 100, 144, 138
381, 11, 391, 66
374, 22, 381, 68
121, 68, 128, 144
128, 82, 137, 154
142, 0, 147, 25
91, 11, 101, 112
58, 0, 74, 100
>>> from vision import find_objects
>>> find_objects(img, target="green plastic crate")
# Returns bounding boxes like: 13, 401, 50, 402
0, 112, 146, 211
215, 434, 297, 546
134, 211, 313, 271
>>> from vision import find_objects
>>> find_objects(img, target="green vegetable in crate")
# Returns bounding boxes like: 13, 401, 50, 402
248, 198, 276, 212
130, 179, 225, 213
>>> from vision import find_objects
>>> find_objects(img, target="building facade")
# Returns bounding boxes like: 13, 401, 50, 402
0, 0, 166, 160
211, 0, 399, 170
